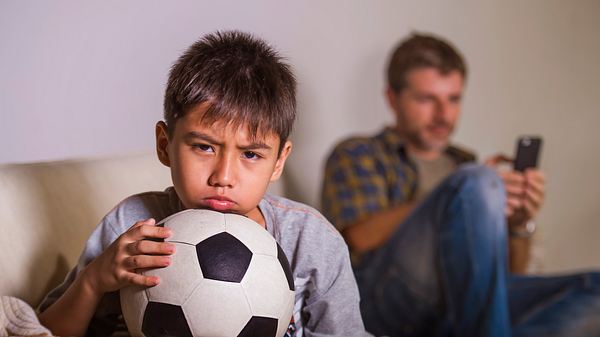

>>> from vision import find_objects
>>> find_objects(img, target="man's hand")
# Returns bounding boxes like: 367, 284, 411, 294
84, 218, 175, 295
485, 154, 546, 226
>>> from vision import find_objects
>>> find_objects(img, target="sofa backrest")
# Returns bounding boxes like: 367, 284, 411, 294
0, 152, 285, 307
0, 153, 171, 306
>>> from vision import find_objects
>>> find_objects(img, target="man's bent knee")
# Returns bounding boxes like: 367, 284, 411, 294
449, 164, 505, 208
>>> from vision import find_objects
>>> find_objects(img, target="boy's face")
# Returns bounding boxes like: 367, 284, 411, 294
156, 103, 292, 227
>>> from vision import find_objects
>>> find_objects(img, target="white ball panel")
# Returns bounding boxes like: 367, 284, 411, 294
183, 279, 252, 337
120, 285, 148, 337
144, 243, 203, 305
162, 209, 226, 244
276, 290, 296, 337
224, 213, 277, 257
241, 255, 290, 318
122, 209, 296, 336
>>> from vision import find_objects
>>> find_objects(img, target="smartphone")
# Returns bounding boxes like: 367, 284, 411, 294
514, 136, 543, 172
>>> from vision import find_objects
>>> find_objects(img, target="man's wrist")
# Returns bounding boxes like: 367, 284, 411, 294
509, 219, 536, 238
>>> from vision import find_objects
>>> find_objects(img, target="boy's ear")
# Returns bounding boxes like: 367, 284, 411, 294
156, 121, 171, 167
270, 140, 292, 182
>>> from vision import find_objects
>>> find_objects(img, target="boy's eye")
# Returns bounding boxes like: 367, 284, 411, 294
193, 144, 214, 152
243, 151, 260, 159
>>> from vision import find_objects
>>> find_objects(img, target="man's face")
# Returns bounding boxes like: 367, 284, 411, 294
387, 67, 464, 156
156, 104, 291, 226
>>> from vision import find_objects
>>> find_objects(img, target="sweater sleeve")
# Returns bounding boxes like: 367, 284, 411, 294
297, 222, 373, 337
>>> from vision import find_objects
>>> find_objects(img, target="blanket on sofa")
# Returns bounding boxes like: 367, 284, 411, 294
0, 296, 53, 337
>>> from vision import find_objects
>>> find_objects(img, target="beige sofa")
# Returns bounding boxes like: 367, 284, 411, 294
0, 153, 172, 307
0, 152, 286, 308
0, 151, 542, 313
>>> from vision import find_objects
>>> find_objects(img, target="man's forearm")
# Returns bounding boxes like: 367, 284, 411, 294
342, 203, 415, 254
507, 213, 534, 274
509, 236, 533, 274
507, 221, 536, 274
38, 267, 103, 337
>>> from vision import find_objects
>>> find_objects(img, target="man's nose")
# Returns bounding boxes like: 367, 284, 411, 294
208, 155, 236, 188
434, 100, 452, 122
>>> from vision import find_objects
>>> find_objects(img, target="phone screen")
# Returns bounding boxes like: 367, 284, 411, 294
514, 136, 542, 172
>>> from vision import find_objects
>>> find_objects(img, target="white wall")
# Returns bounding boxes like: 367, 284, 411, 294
1, 0, 599, 273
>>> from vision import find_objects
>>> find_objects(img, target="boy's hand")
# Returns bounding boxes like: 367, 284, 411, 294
84, 218, 175, 295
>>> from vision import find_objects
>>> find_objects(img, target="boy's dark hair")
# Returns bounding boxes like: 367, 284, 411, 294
387, 32, 467, 93
164, 31, 296, 153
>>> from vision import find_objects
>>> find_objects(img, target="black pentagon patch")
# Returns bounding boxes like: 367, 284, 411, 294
196, 232, 252, 283
142, 301, 192, 337
237, 316, 278, 337
277, 244, 294, 291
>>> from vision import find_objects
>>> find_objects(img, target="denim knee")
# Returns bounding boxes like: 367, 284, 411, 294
450, 164, 504, 207
444, 164, 506, 237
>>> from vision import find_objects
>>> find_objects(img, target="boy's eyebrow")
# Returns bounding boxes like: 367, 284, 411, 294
185, 132, 222, 146
239, 141, 272, 151
185, 131, 272, 151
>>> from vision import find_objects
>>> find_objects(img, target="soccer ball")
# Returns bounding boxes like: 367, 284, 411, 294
120, 209, 295, 337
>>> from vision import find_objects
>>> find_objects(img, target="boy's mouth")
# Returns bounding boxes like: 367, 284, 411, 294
202, 196, 236, 212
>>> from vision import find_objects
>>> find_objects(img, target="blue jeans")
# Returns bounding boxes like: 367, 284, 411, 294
355, 164, 600, 337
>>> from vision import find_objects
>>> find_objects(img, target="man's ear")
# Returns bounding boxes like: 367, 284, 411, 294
270, 140, 292, 182
156, 121, 171, 167
385, 86, 400, 112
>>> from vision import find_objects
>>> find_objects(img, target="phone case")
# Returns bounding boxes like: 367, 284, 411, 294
514, 136, 542, 172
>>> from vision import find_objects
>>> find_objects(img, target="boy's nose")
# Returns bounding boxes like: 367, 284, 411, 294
208, 156, 236, 188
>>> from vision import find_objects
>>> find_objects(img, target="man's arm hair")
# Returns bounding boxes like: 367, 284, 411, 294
508, 236, 533, 273
507, 213, 535, 274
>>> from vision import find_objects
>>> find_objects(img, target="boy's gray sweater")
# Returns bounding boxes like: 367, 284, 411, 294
40, 187, 372, 337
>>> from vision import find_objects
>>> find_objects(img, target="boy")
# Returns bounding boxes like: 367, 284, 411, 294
39, 31, 371, 337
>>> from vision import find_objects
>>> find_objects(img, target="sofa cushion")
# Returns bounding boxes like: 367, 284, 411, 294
0, 153, 171, 306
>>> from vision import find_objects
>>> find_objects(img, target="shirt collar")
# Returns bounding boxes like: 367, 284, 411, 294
380, 126, 476, 164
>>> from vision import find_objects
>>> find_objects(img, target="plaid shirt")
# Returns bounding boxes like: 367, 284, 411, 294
321, 127, 475, 237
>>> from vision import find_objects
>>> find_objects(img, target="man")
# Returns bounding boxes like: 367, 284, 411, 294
322, 33, 600, 337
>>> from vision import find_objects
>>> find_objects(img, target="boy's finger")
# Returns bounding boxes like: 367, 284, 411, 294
133, 223, 172, 239
131, 218, 156, 229
128, 240, 175, 255
123, 255, 171, 270
125, 272, 160, 287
